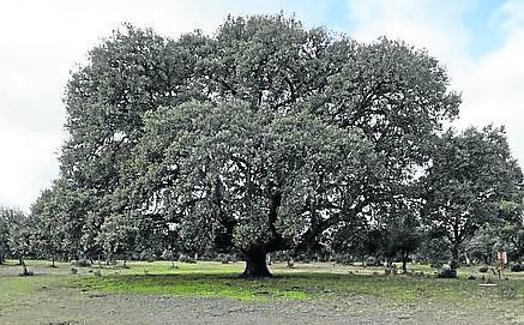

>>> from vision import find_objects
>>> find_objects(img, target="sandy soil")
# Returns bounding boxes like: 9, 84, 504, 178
0, 286, 514, 325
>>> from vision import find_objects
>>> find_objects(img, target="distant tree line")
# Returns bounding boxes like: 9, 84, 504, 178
2, 14, 522, 278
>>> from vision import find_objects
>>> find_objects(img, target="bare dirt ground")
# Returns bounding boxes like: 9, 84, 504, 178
1, 261, 522, 325
1, 284, 517, 325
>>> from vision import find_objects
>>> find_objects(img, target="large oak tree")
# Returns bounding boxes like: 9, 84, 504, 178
41, 14, 465, 276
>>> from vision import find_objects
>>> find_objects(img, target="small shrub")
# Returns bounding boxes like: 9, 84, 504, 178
365, 257, 382, 267
436, 265, 457, 278
19, 269, 34, 277
139, 251, 157, 262
384, 265, 399, 275
70, 267, 78, 275
218, 254, 230, 264
333, 254, 354, 265
179, 255, 197, 263
479, 265, 489, 273
73, 259, 91, 267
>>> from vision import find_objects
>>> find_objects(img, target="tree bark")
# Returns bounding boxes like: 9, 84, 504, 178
450, 244, 460, 273
20, 257, 28, 275
402, 253, 408, 273
241, 248, 272, 278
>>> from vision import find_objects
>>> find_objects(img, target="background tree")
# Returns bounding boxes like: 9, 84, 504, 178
500, 223, 524, 263
417, 230, 451, 268
330, 222, 381, 265
381, 211, 422, 273
31, 188, 65, 267
422, 126, 523, 275
469, 222, 524, 264
466, 224, 499, 265
53, 183, 90, 261
0, 208, 33, 275
0, 210, 10, 264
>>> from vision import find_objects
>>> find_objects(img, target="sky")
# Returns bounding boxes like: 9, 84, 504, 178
1, 0, 523, 211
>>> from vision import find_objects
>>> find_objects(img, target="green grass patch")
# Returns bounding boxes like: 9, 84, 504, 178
69, 261, 524, 310
2, 260, 523, 313
0, 261, 66, 311
71, 261, 309, 301
76, 273, 309, 302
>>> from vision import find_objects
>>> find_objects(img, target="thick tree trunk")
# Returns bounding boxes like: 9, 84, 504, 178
450, 244, 460, 277
241, 248, 272, 278
123, 250, 128, 268
20, 257, 28, 275
402, 253, 408, 274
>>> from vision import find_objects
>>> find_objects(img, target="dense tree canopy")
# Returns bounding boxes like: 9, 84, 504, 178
0, 208, 12, 264
422, 126, 523, 272
125, 100, 373, 276
0, 208, 33, 274
27, 14, 522, 277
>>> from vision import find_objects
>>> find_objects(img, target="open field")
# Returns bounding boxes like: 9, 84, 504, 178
1, 260, 523, 324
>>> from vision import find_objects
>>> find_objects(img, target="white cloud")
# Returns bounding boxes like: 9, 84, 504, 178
457, 4, 524, 165
348, 0, 524, 166
453, 0, 524, 164
347, 0, 473, 72
0, 119, 61, 209
0, 0, 325, 210
497, 0, 524, 32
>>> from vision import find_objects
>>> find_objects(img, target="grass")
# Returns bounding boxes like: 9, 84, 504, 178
72, 261, 309, 302
1, 259, 523, 314
0, 261, 65, 311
